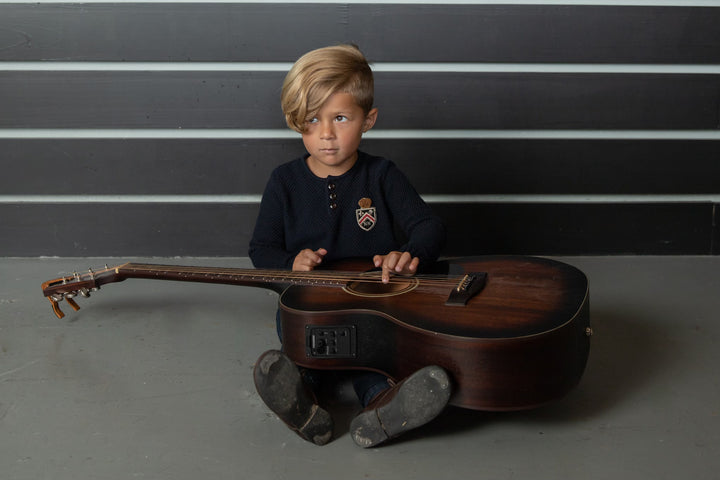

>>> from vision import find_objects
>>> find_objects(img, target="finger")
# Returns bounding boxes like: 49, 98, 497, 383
305, 248, 325, 264
393, 253, 420, 276
406, 256, 420, 273
394, 251, 412, 272
311, 249, 328, 268
381, 254, 400, 283
382, 264, 392, 284
373, 254, 383, 268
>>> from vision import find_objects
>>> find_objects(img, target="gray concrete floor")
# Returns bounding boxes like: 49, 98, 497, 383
1, 256, 719, 480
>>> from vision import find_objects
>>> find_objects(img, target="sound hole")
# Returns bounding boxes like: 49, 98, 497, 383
342, 276, 418, 297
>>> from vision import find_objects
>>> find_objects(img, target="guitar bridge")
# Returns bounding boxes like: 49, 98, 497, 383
305, 325, 357, 358
445, 272, 487, 306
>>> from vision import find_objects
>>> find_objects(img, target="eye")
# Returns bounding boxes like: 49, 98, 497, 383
306, 117, 318, 124
335, 115, 348, 122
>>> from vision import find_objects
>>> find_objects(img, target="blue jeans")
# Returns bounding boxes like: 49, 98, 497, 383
275, 310, 389, 407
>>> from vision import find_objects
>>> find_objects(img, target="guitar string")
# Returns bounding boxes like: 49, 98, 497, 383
53, 264, 468, 289
118, 263, 465, 288
126, 269, 460, 288
124, 263, 463, 282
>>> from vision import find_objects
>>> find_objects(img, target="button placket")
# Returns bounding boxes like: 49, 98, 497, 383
327, 182, 338, 210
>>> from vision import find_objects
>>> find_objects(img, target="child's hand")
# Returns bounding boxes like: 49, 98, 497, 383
293, 248, 327, 271
373, 251, 420, 284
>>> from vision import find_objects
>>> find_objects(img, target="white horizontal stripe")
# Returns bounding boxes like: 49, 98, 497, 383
0, 129, 299, 139
1, 1, 719, 6
0, 195, 261, 204
0, 62, 294, 72
2, 62, 720, 74
0, 194, 718, 204
366, 130, 720, 140
2, 129, 720, 141
425, 194, 720, 204
377, 64, 720, 74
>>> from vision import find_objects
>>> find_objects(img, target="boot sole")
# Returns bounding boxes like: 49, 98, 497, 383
350, 366, 451, 448
253, 350, 333, 445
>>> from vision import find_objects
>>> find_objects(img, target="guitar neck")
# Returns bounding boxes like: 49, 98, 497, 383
41, 261, 360, 319
114, 263, 348, 292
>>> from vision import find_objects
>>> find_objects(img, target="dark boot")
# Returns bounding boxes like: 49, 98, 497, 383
253, 350, 333, 446
349, 365, 451, 448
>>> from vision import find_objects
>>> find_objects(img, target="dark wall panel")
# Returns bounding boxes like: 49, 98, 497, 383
3, 138, 720, 196
382, 140, 720, 196
0, 202, 712, 257
376, 73, 720, 130
438, 203, 714, 256
713, 204, 720, 255
2, 72, 718, 129
0, 203, 257, 257
0, 139, 306, 195
0, 71, 286, 129
2, 4, 719, 63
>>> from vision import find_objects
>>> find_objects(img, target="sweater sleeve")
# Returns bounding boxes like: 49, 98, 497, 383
248, 172, 296, 269
381, 162, 446, 265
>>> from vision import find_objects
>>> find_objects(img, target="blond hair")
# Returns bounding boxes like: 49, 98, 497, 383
281, 44, 374, 133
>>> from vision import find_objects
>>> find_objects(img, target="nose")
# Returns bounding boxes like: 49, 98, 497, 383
319, 121, 335, 139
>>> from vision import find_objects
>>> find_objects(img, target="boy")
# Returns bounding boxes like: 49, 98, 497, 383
248, 44, 451, 448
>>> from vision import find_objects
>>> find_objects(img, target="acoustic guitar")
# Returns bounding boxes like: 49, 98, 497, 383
41, 255, 591, 411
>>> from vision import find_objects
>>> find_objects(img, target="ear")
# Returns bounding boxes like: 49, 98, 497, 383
362, 108, 378, 132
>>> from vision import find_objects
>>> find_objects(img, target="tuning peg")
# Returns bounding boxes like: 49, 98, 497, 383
65, 297, 81, 312
48, 298, 65, 319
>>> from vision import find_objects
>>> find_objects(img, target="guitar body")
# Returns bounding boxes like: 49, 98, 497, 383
278, 256, 591, 411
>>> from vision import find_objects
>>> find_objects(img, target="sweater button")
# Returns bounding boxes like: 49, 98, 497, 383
329, 202, 338, 210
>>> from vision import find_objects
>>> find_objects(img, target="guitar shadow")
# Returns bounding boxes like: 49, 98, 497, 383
62, 293, 674, 443
324, 304, 676, 444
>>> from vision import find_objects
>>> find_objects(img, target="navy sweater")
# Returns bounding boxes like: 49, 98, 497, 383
248, 151, 446, 269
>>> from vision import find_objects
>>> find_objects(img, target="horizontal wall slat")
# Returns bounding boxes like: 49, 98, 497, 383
3, 139, 720, 196
1, 4, 720, 63
0, 202, 712, 257
377, 73, 720, 130
0, 71, 284, 129
713, 205, 720, 254
0, 203, 255, 257
0, 139, 306, 195
437, 202, 715, 255
385, 140, 720, 195
2, 72, 718, 129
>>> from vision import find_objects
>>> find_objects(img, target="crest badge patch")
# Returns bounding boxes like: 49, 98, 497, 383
356, 197, 376, 231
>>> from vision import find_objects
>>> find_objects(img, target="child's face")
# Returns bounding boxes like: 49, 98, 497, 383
302, 92, 377, 178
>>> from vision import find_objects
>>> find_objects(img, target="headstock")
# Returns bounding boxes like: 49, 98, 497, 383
41, 266, 119, 318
